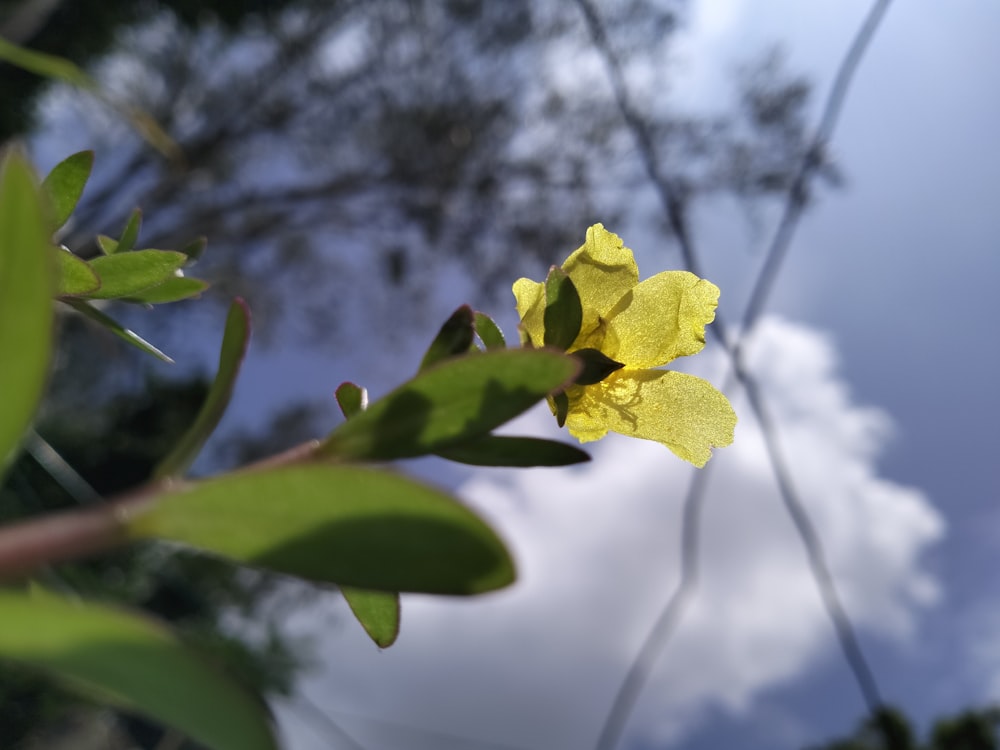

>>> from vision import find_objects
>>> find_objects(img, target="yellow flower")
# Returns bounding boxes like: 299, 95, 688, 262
512, 224, 736, 467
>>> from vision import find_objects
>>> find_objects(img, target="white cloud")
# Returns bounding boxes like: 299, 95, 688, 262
277, 316, 943, 750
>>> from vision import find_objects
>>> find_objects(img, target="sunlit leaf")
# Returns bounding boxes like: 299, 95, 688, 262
129, 465, 516, 595
123, 276, 209, 304
115, 208, 142, 254
40, 150, 94, 231
335, 382, 367, 418
320, 349, 579, 461
341, 588, 400, 648
155, 300, 250, 478
85, 250, 187, 299
473, 311, 506, 350
419, 305, 475, 371
0, 155, 53, 475
52, 248, 100, 296
0, 589, 277, 750
62, 298, 173, 363
437, 435, 590, 467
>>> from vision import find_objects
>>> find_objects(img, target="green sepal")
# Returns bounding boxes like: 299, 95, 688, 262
572, 347, 625, 385
154, 299, 251, 479
335, 382, 367, 418
552, 391, 569, 428
419, 305, 475, 371
436, 435, 589, 467
341, 587, 400, 648
40, 150, 93, 230
319, 349, 580, 461
543, 265, 582, 351
473, 311, 506, 350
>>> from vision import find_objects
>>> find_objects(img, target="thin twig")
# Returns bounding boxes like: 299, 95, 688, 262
576, 1, 895, 747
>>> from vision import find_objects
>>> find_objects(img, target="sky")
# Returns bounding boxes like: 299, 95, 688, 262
263, 2, 1000, 749
24, 1, 1000, 748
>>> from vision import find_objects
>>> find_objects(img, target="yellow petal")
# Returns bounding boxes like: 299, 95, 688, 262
562, 224, 638, 348
604, 271, 719, 367
565, 368, 736, 467
512, 277, 545, 346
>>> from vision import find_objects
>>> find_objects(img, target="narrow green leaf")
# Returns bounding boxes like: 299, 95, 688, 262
96, 234, 118, 255
320, 349, 580, 461
129, 465, 516, 595
154, 299, 250, 478
335, 382, 367, 418
52, 247, 100, 296
419, 305, 475, 371
437, 435, 590, 467
473, 311, 506, 350
0, 155, 54, 475
181, 236, 207, 264
0, 589, 277, 750
0, 38, 96, 89
341, 588, 400, 648
123, 275, 209, 304
62, 298, 173, 363
543, 265, 582, 351
86, 250, 187, 299
115, 208, 142, 254
40, 150, 94, 231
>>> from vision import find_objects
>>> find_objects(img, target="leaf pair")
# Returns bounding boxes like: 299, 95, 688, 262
42, 151, 208, 362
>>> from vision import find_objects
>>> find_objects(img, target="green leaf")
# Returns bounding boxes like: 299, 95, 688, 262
320, 349, 580, 461
96, 234, 118, 255
115, 208, 142, 254
419, 305, 475, 371
85, 250, 187, 299
335, 382, 367, 418
0, 589, 277, 750
0, 155, 54, 475
123, 275, 209, 304
129, 465, 516, 595
543, 265, 582, 351
181, 236, 207, 264
155, 299, 250, 478
40, 151, 94, 231
62, 298, 173, 363
474, 311, 506, 349
341, 588, 400, 648
437, 435, 590, 467
52, 247, 100, 296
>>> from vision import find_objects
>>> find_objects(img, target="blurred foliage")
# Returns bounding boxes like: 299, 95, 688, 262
0, 375, 301, 748
812, 705, 1000, 750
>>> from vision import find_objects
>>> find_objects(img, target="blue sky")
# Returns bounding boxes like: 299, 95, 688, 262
266, 3, 1000, 749
30, 1, 1000, 748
